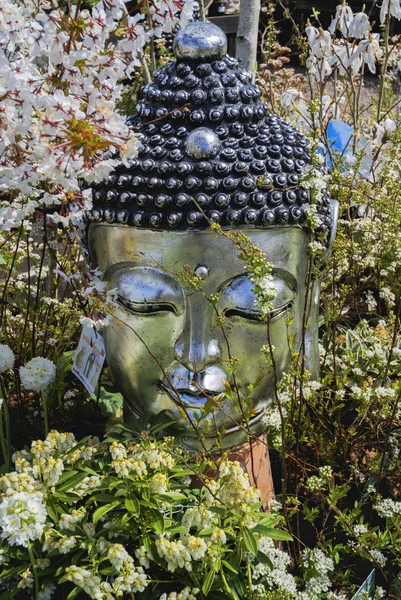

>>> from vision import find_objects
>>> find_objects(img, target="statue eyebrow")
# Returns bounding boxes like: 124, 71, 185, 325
104, 263, 184, 291
221, 269, 298, 293
103, 262, 135, 279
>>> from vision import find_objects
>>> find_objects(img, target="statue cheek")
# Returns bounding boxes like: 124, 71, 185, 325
104, 313, 184, 371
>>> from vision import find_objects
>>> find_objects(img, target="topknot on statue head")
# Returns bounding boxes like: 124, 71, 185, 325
85, 21, 333, 235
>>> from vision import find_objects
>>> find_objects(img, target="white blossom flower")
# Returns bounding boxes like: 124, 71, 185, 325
329, 3, 354, 36
79, 315, 110, 330
349, 34, 383, 73
156, 536, 192, 572
0, 491, 47, 547
374, 497, 401, 518
38, 583, 56, 600
19, 357, 56, 392
59, 507, 86, 532
18, 568, 34, 590
380, 0, 401, 23
108, 543, 130, 571
0, 344, 15, 374
365, 290, 377, 311
349, 12, 371, 38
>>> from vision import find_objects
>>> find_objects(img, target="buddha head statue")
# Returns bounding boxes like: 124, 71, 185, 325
85, 21, 337, 450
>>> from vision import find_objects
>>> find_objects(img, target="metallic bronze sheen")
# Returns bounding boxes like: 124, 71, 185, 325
86, 22, 338, 451
89, 219, 338, 450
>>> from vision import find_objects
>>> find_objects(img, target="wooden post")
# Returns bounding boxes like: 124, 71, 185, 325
225, 434, 274, 507
235, 0, 261, 74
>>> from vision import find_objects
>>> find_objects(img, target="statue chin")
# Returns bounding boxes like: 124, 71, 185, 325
88, 221, 336, 451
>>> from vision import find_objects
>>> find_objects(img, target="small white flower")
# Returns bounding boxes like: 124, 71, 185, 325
19, 357, 56, 393
329, 3, 354, 36
38, 583, 56, 600
349, 12, 371, 38
0, 344, 15, 374
0, 491, 47, 547
380, 0, 401, 23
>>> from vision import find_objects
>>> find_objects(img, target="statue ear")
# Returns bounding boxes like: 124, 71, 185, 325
322, 199, 339, 267
87, 223, 99, 269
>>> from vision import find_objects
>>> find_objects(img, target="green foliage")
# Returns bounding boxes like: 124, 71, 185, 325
0, 429, 292, 599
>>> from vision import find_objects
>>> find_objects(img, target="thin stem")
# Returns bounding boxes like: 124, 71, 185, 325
28, 541, 39, 600
42, 391, 49, 437
0, 407, 8, 471
246, 561, 253, 598
221, 570, 236, 599
377, 7, 392, 121
0, 380, 11, 471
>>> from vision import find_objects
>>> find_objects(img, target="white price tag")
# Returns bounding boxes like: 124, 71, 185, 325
72, 326, 106, 395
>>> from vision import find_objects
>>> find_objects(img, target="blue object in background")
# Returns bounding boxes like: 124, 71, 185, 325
318, 119, 354, 168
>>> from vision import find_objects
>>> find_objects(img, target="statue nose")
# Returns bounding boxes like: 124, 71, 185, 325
174, 336, 221, 372
173, 296, 221, 372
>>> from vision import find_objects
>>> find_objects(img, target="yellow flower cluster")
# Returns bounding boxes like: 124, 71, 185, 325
205, 460, 260, 511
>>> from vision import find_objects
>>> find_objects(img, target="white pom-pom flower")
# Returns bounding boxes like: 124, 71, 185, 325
0, 344, 15, 374
0, 491, 47, 547
19, 357, 56, 393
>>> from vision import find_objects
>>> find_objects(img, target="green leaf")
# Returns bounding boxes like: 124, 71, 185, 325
256, 551, 273, 569
58, 472, 88, 492
56, 470, 78, 487
100, 567, 118, 575
202, 568, 216, 596
92, 493, 118, 503
121, 512, 132, 526
91, 387, 123, 418
125, 494, 140, 516
255, 527, 292, 541
258, 515, 280, 527
165, 525, 188, 534
198, 527, 216, 537
80, 466, 100, 477
209, 506, 227, 515
0, 588, 17, 599
158, 492, 187, 502
242, 526, 258, 556
52, 492, 81, 503
46, 498, 59, 522
170, 468, 195, 477
222, 560, 238, 574
228, 544, 242, 571
149, 508, 165, 534
66, 587, 81, 600
93, 501, 119, 525
229, 573, 246, 600
149, 419, 179, 434
143, 536, 152, 553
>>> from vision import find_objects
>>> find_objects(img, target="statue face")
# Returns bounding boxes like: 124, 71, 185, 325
89, 225, 318, 449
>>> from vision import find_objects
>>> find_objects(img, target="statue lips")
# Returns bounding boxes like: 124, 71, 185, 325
160, 364, 227, 409
162, 387, 222, 409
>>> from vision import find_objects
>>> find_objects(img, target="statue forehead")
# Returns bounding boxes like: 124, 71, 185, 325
89, 224, 308, 280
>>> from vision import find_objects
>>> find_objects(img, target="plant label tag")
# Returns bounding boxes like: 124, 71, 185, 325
351, 570, 375, 600
72, 326, 106, 396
